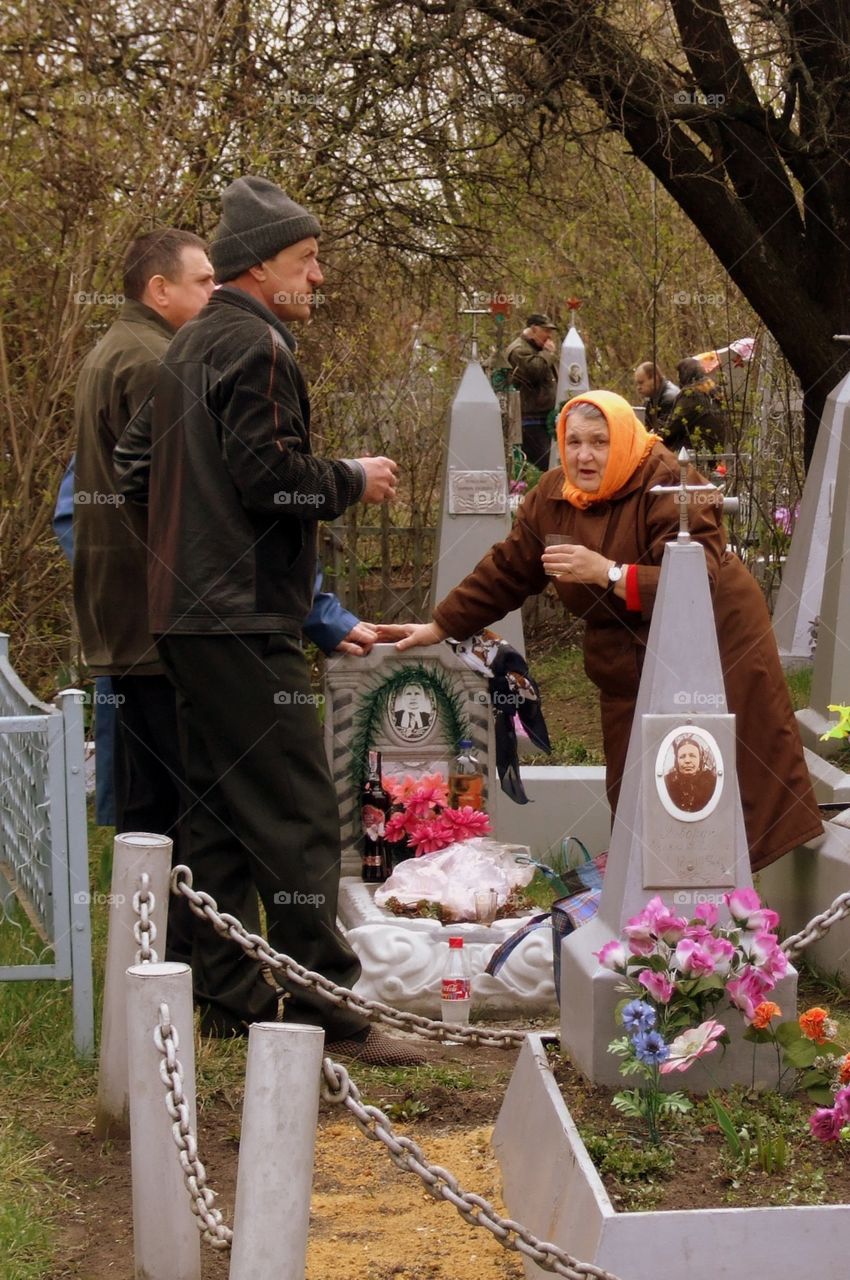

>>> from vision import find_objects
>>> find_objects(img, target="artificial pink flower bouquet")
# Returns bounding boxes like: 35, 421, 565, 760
594, 888, 849, 1146
383, 773, 491, 856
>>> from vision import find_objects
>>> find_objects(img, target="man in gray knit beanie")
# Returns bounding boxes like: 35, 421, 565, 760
210, 175, 322, 283
145, 175, 422, 1066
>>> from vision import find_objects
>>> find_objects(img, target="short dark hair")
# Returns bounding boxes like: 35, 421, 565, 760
677, 357, 707, 387
635, 361, 663, 383
122, 229, 207, 301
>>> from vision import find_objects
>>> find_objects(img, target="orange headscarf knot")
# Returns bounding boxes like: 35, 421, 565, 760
555, 390, 660, 508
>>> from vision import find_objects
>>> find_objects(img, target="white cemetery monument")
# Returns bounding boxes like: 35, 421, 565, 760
491, 461, 850, 1280
325, 643, 556, 1014
430, 307, 524, 653
773, 367, 850, 668
557, 457, 796, 1089
794, 368, 850, 754
548, 303, 589, 470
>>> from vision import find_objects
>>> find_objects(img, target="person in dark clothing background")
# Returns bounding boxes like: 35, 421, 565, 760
73, 228, 215, 962
146, 174, 422, 1064
506, 312, 559, 471
633, 361, 679, 429
664, 357, 728, 455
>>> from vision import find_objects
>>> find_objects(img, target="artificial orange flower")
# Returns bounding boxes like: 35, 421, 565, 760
839, 1053, 850, 1085
752, 1001, 781, 1029
799, 1006, 830, 1044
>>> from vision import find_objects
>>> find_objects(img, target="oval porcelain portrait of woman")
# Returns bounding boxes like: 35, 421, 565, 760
655, 726, 724, 822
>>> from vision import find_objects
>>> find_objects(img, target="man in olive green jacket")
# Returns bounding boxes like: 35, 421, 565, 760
73, 229, 215, 959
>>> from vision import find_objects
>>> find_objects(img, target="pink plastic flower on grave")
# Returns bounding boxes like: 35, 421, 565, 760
593, 940, 627, 973
833, 1087, 850, 1122
672, 938, 717, 977
694, 900, 719, 928
808, 1106, 846, 1143
638, 969, 675, 1004
644, 896, 689, 943
659, 1019, 725, 1074
624, 896, 687, 953
724, 888, 779, 933
406, 779, 450, 819
744, 931, 789, 983
703, 935, 736, 977
409, 819, 455, 855
726, 967, 773, 1022
385, 811, 408, 843
441, 806, 491, 841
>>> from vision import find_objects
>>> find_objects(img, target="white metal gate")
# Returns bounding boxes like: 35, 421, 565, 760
0, 632, 93, 1054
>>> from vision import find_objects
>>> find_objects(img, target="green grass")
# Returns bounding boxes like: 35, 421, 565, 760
0, 1119, 59, 1280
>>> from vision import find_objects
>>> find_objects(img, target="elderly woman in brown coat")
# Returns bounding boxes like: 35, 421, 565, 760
398, 389, 822, 872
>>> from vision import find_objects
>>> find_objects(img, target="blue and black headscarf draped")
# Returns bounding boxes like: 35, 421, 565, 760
448, 630, 551, 804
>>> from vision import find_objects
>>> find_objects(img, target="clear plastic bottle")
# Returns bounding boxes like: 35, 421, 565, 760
441, 936, 472, 1025
448, 738, 484, 810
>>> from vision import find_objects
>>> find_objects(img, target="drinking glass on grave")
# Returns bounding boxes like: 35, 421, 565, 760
543, 534, 576, 576
474, 889, 499, 925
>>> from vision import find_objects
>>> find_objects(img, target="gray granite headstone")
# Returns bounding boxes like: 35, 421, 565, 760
773, 370, 850, 667
559, 537, 797, 1089
431, 360, 524, 653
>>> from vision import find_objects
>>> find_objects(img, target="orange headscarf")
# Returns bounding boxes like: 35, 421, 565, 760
555, 390, 660, 508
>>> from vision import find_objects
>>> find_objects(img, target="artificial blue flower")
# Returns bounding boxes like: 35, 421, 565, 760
632, 1029, 669, 1066
622, 999, 656, 1033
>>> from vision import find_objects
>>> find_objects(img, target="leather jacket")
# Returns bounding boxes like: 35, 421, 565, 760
143, 286, 364, 635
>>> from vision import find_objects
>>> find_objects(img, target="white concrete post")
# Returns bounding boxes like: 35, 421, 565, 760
228, 1023, 325, 1280
95, 832, 173, 1137
126, 961, 200, 1280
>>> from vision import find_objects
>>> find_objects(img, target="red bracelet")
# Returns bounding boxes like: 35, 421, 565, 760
625, 563, 641, 612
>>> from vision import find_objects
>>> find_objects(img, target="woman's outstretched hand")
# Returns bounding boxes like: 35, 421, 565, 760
395, 622, 448, 650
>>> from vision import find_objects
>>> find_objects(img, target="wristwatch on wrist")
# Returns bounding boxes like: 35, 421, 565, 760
607, 561, 624, 585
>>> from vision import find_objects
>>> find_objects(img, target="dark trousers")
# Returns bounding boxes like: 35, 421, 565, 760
522, 416, 551, 472
157, 631, 368, 1040
111, 672, 195, 964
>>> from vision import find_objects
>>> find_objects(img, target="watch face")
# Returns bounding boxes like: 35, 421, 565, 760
608, 564, 623, 583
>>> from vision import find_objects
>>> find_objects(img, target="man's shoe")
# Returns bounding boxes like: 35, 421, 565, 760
325, 1026, 426, 1067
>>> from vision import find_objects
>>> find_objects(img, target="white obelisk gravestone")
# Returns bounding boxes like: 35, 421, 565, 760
548, 321, 590, 470
560, 469, 796, 1089
773, 369, 850, 667
431, 354, 524, 653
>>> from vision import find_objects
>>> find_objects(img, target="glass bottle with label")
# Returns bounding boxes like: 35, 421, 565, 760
361, 749, 390, 883
448, 738, 484, 810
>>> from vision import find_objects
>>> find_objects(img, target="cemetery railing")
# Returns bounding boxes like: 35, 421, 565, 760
0, 633, 93, 1055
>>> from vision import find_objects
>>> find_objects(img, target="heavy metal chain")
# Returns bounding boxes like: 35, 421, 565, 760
781, 888, 850, 959
321, 1056, 623, 1280
170, 866, 526, 1048
153, 1003, 233, 1250
133, 872, 158, 964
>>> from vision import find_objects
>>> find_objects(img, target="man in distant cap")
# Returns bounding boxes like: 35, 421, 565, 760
146, 175, 422, 1064
506, 312, 559, 471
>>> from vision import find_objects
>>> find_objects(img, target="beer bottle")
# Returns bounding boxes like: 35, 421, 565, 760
361, 749, 390, 883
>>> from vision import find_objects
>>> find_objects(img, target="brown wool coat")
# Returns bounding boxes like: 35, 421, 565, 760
434, 442, 823, 872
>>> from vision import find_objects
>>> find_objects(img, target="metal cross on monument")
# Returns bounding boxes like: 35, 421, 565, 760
458, 300, 492, 362
650, 447, 739, 540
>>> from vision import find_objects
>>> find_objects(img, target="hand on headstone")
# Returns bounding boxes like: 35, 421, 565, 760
371, 623, 421, 643
395, 622, 448, 651
357, 455, 398, 503
333, 622, 379, 656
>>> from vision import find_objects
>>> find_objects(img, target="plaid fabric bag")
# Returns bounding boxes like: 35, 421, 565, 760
486, 847, 607, 1004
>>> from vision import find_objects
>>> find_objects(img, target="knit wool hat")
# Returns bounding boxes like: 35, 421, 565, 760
210, 176, 321, 281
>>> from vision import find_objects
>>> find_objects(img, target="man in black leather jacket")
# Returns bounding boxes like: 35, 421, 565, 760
146, 176, 420, 1064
